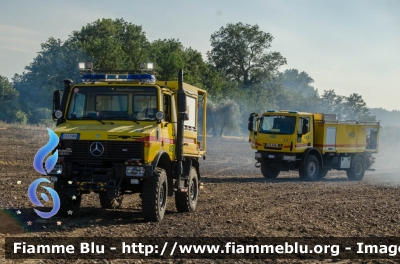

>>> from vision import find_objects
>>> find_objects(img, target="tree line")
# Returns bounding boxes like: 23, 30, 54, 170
0, 18, 376, 135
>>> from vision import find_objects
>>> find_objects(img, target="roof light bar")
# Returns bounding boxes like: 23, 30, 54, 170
81, 74, 156, 84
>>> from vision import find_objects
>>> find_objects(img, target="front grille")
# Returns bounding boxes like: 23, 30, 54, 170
62, 140, 144, 161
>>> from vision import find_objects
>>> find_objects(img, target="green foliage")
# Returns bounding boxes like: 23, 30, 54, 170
149, 39, 210, 88
181, 48, 209, 88
206, 98, 242, 137
149, 39, 186, 80
318, 90, 375, 121
12, 37, 89, 122
69, 18, 149, 70
280, 69, 318, 97
342, 93, 376, 121
0, 75, 27, 124
319, 89, 343, 115
207, 22, 286, 87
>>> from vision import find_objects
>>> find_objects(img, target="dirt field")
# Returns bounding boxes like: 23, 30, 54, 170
1, 123, 400, 263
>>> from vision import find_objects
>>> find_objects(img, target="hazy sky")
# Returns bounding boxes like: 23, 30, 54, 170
1, 0, 399, 110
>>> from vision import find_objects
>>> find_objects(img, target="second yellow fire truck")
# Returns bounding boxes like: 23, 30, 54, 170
248, 110, 380, 181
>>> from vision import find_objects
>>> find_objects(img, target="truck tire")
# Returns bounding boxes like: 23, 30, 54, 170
99, 192, 123, 209
318, 168, 329, 179
347, 156, 366, 181
54, 178, 81, 217
175, 167, 199, 212
260, 161, 280, 179
142, 167, 167, 222
299, 155, 320, 181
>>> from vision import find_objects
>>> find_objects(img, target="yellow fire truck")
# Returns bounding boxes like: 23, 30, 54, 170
248, 110, 379, 181
49, 63, 207, 221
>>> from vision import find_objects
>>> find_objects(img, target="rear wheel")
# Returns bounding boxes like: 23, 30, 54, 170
54, 178, 81, 217
299, 155, 320, 181
142, 168, 167, 222
260, 161, 280, 179
347, 156, 366, 181
99, 192, 123, 209
175, 167, 199, 212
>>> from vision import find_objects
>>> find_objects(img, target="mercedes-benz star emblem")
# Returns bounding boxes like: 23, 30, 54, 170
90, 142, 104, 156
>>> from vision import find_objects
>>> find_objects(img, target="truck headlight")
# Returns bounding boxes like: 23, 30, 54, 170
49, 164, 63, 175
126, 166, 145, 177
255, 152, 262, 159
282, 155, 296, 161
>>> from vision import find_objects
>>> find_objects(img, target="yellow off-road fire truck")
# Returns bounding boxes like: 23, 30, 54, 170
248, 110, 380, 181
49, 63, 207, 221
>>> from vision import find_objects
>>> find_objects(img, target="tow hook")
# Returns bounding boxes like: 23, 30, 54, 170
255, 161, 261, 168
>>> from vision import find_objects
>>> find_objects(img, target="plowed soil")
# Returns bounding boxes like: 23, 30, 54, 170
1, 124, 400, 263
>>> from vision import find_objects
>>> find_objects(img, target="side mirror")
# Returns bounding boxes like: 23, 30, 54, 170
248, 113, 258, 132
248, 118, 254, 132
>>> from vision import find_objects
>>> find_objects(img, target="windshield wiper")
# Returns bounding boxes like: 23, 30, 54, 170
96, 119, 114, 125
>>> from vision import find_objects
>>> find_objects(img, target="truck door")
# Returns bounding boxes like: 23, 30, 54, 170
162, 93, 175, 159
297, 116, 312, 150
248, 113, 259, 148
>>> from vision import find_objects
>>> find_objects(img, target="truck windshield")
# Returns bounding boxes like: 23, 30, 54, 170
259, 115, 296, 135
66, 86, 158, 121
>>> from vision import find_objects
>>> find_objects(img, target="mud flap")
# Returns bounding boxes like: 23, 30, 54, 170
183, 158, 192, 178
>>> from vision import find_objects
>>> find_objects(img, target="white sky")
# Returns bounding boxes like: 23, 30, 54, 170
0, 0, 399, 110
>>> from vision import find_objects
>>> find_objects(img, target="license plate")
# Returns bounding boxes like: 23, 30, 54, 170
61, 133, 80, 140
268, 155, 275, 158
130, 179, 139, 184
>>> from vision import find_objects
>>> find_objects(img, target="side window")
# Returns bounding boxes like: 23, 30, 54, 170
298, 117, 310, 134
163, 94, 171, 122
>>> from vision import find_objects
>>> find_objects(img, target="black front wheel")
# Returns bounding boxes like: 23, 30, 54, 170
142, 168, 168, 222
175, 167, 199, 212
260, 161, 280, 179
